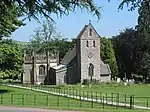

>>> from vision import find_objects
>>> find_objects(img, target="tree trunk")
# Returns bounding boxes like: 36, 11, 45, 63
46, 51, 49, 76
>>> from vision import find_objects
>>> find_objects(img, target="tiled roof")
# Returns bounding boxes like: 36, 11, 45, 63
60, 47, 76, 65
100, 63, 111, 74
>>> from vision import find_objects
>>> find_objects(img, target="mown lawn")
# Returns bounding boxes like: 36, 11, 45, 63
17, 83, 150, 108
0, 85, 149, 112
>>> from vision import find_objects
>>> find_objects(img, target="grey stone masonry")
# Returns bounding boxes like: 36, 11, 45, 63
76, 23, 101, 82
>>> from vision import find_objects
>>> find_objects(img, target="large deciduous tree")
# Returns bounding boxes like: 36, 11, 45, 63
112, 28, 146, 79
119, 0, 150, 41
26, 20, 75, 61
0, 0, 102, 39
2, 0, 101, 21
0, 1, 24, 38
0, 39, 24, 82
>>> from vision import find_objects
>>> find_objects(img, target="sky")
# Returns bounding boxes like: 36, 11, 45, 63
11, 0, 139, 42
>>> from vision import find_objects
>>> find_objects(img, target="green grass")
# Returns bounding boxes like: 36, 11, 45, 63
16, 83, 150, 108
0, 85, 149, 112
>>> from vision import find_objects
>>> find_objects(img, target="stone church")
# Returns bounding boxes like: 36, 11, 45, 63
23, 23, 111, 85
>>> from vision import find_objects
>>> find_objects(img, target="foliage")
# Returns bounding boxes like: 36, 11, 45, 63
25, 20, 75, 61
0, 39, 24, 81
118, 0, 142, 11
0, 1, 24, 38
119, 0, 150, 44
0, 0, 102, 39
100, 37, 118, 78
111, 28, 150, 80
3, 0, 101, 21
139, 53, 150, 81
26, 20, 60, 53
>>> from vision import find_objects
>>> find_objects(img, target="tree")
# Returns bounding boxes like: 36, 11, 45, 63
25, 29, 43, 55
2, 0, 101, 21
0, 0, 102, 39
112, 28, 144, 79
0, 39, 24, 82
0, 1, 24, 38
119, 0, 150, 41
100, 37, 118, 78
139, 52, 150, 82
137, 0, 150, 48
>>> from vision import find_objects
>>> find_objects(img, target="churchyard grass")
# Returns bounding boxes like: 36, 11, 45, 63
0, 85, 149, 112
15, 83, 150, 108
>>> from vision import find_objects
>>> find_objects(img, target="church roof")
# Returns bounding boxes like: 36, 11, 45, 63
52, 64, 66, 70
76, 23, 101, 39
100, 63, 111, 75
60, 47, 76, 65
76, 25, 88, 39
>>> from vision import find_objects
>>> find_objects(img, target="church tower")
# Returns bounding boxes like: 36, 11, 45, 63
76, 22, 101, 83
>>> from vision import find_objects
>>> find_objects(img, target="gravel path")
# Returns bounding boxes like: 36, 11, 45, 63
0, 106, 82, 112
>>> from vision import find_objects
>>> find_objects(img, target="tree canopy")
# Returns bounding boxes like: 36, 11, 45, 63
3, 0, 102, 21
0, 1, 24, 38
111, 28, 150, 81
0, 39, 24, 82
100, 37, 118, 78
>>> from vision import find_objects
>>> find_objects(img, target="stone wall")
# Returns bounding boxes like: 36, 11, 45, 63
56, 68, 67, 85
77, 24, 101, 83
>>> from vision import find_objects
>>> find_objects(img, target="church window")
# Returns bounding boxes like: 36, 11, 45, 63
39, 65, 45, 75
89, 28, 92, 36
86, 41, 89, 47
88, 63, 94, 76
93, 41, 95, 47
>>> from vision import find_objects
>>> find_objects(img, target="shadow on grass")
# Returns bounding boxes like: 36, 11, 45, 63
0, 90, 10, 94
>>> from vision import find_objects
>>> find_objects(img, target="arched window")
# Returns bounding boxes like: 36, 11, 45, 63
86, 41, 89, 47
93, 41, 95, 47
88, 63, 94, 76
89, 28, 92, 36
39, 65, 45, 75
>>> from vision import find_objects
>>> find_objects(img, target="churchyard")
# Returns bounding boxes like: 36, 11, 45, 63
1, 82, 150, 112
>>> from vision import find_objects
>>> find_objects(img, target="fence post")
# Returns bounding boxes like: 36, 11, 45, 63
147, 97, 149, 108
64, 88, 65, 95
34, 94, 36, 106
91, 92, 93, 108
83, 91, 84, 99
132, 95, 134, 108
76, 89, 77, 98
68, 96, 70, 108
80, 91, 82, 107
22, 94, 24, 106
46, 95, 48, 107
105, 93, 107, 104
11, 93, 13, 104
103, 96, 104, 109
111, 93, 113, 105
57, 92, 59, 107
129, 95, 133, 109
117, 93, 119, 107
73, 88, 74, 98
100, 92, 102, 103
96, 92, 97, 102
116, 93, 119, 109
125, 94, 126, 107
